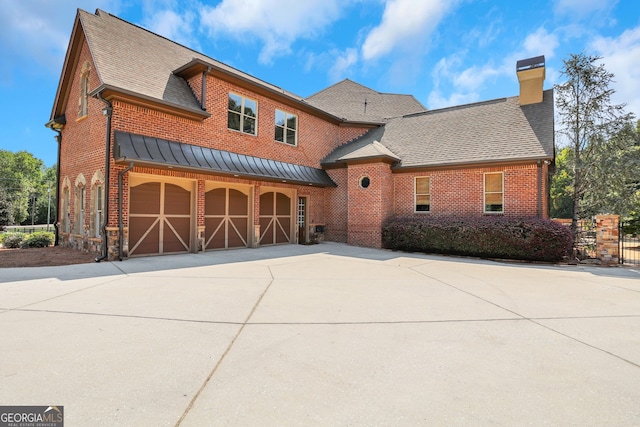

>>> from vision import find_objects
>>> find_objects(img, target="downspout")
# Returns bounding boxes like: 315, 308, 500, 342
53, 131, 62, 246
118, 162, 135, 261
44, 116, 65, 246
95, 93, 113, 262
537, 160, 542, 217
200, 67, 211, 110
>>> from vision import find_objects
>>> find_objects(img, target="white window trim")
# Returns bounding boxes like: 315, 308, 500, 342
414, 176, 430, 213
483, 172, 504, 214
274, 109, 298, 146
228, 92, 258, 136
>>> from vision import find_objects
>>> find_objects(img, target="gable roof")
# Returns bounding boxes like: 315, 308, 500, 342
51, 9, 342, 122
322, 89, 554, 168
305, 79, 427, 123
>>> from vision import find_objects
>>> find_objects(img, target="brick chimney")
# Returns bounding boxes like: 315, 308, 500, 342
516, 55, 545, 105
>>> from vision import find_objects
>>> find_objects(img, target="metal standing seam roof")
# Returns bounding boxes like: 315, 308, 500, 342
113, 131, 337, 187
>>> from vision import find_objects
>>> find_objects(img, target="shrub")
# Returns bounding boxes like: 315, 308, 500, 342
382, 216, 573, 262
2, 232, 26, 248
21, 231, 55, 248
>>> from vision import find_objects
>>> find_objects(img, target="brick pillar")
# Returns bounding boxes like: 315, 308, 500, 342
595, 214, 620, 265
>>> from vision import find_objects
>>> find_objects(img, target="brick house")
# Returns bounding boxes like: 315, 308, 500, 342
46, 9, 554, 260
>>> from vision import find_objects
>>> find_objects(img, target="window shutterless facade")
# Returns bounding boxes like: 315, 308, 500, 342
484, 172, 504, 213
275, 109, 297, 145
79, 73, 89, 117
228, 93, 257, 135
76, 186, 85, 234
415, 176, 430, 212
93, 184, 103, 238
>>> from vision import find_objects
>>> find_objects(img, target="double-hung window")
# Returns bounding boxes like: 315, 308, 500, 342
415, 177, 430, 212
93, 184, 103, 238
228, 93, 257, 135
484, 172, 504, 213
275, 109, 297, 145
76, 186, 85, 234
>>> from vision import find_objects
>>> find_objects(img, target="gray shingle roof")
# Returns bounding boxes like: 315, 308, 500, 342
305, 79, 427, 122
79, 9, 305, 113
322, 89, 554, 168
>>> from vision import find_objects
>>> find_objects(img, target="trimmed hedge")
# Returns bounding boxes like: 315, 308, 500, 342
21, 231, 55, 248
382, 216, 572, 262
1, 232, 25, 248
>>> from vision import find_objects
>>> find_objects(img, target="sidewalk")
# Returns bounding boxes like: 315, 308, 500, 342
1, 243, 639, 426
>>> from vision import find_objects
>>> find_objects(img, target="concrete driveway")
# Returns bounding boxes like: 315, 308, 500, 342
1, 242, 639, 426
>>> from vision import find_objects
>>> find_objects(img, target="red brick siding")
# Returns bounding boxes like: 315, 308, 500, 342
324, 168, 348, 242
57, 38, 106, 238
57, 35, 549, 256
393, 163, 544, 218
347, 162, 394, 248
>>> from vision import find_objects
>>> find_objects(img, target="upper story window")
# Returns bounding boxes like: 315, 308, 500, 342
228, 93, 257, 135
275, 109, 297, 145
415, 177, 430, 212
484, 172, 504, 213
78, 61, 91, 118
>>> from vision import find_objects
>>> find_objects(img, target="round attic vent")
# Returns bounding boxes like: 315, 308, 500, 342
359, 176, 370, 188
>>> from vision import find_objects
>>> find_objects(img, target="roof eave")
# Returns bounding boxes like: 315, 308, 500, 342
91, 84, 211, 120
114, 157, 336, 187
174, 58, 350, 125
323, 154, 399, 167
49, 11, 85, 120
392, 156, 555, 172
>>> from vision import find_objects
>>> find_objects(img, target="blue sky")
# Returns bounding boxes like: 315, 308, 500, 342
1, 0, 639, 167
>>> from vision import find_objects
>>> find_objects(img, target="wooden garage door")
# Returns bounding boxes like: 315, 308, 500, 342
259, 191, 292, 245
129, 181, 192, 256
205, 187, 249, 250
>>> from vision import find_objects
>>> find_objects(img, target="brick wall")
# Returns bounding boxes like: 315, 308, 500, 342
346, 161, 394, 248
57, 35, 550, 257
57, 39, 106, 250
324, 168, 348, 242
393, 163, 544, 218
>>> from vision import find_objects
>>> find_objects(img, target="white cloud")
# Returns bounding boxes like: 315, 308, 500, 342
426, 26, 560, 109
361, 0, 458, 61
554, 0, 617, 19
591, 26, 640, 118
328, 48, 359, 82
142, 9, 199, 50
0, 0, 121, 79
199, 0, 347, 64
523, 28, 559, 60
427, 89, 479, 110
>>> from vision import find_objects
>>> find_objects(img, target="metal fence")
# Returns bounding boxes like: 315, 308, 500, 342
620, 222, 640, 265
572, 219, 597, 260
1, 225, 54, 235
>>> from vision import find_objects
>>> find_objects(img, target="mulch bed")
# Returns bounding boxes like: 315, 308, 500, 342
0, 246, 97, 268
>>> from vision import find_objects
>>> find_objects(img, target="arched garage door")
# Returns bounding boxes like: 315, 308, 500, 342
259, 190, 293, 245
129, 180, 193, 256
204, 186, 250, 250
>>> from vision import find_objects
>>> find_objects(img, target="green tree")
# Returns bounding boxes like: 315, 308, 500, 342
0, 150, 49, 225
554, 53, 636, 241
550, 147, 573, 218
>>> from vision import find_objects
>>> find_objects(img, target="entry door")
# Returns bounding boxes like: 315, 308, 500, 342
204, 187, 250, 250
129, 181, 192, 256
298, 197, 306, 244
259, 191, 292, 245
